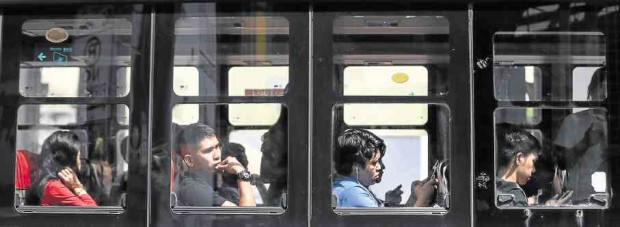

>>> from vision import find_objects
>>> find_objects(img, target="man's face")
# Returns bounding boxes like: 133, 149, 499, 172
183, 136, 222, 172
375, 157, 385, 183
357, 150, 382, 187
516, 152, 537, 185
260, 134, 287, 182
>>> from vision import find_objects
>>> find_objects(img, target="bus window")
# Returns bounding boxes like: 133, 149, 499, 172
343, 66, 428, 97
333, 16, 449, 96
173, 15, 290, 97
495, 107, 542, 126
15, 104, 130, 209
332, 104, 449, 213
344, 104, 428, 126
228, 66, 288, 96
572, 67, 606, 101
172, 103, 282, 127
173, 67, 200, 96
228, 129, 270, 206
116, 105, 130, 126
493, 66, 542, 101
364, 129, 429, 206
228, 66, 286, 126
493, 32, 606, 101
343, 66, 429, 125
124, 66, 200, 97
152, 65, 285, 124
172, 104, 200, 125
20, 67, 80, 97
229, 104, 281, 126
171, 104, 287, 209
19, 18, 132, 98
494, 108, 609, 209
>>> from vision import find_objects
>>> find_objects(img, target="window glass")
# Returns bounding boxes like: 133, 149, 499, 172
116, 105, 130, 125
332, 104, 449, 213
365, 129, 429, 205
173, 10, 290, 97
573, 67, 605, 101
173, 67, 200, 96
494, 107, 609, 209
172, 103, 281, 126
228, 129, 270, 206
170, 104, 287, 209
15, 104, 130, 209
494, 66, 542, 101
125, 66, 202, 97
344, 104, 428, 126
333, 16, 449, 96
229, 104, 282, 126
495, 107, 542, 125
343, 66, 428, 96
228, 66, 288, 96
17, 104, 81, 125
172, 104, 200, 125
19, 17, 133, 97
493, 32, 606, 101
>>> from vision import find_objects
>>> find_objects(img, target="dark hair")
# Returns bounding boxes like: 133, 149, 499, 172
334, 128, 386, 176
260, 109, 288, 183
496, 125, 541, 168
175, 123, 216, 155
26, 131, 82, 205
223, 143, 248, 168
222, 143, 248, 186
587, 67, 607, 100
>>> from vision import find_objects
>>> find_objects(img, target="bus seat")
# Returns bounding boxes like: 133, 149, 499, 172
15, 149, 33, 190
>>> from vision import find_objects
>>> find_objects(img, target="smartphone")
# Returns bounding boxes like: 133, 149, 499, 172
430, 160, 440, 180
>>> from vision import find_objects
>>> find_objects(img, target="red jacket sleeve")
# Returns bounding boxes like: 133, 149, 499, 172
42, 180, 97, 206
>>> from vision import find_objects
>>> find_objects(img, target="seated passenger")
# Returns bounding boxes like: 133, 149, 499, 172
496, 126, 540, 207
15, 149, 35, 190
109, 137, 129, 206
553, 67, 607, 205
26, 131, 97, 206
15, 149, 37, 206
259, 109, 287, 206
80, 137, 113, 205
332, 128, 436, 207
175, 123, 255, 207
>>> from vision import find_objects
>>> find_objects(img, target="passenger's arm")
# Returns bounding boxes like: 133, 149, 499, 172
216, 157, 256, 207
411, 178, 438, 207
236, 177, 255, 206
45, 180, 97, 206
55, 168, 97, 206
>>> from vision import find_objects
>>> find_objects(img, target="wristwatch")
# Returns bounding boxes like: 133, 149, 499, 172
237, 169, 253, 182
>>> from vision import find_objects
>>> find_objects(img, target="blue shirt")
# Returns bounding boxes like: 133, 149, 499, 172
332, 175, 381, 207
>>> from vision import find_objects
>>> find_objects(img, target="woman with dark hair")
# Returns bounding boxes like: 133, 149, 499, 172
332, 128, 388, 207
259, 108, 288, 206
26, 131, 97, 206
332, 128, 437, 207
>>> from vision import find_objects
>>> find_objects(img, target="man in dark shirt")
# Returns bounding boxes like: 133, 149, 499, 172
175, 123, 255, 207
495, 125, 541, 207
553, 67, 608, 205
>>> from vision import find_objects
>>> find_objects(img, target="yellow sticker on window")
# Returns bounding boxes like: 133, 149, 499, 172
392, 72, 409, 83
